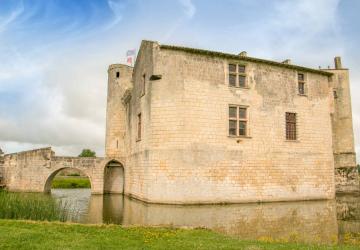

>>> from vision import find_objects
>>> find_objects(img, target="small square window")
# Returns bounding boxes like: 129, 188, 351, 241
239, 121, 247, 136
229, 120, 237, 136
229, 74, 236, 87
238, 65, 246, 73
229, 64, 236, 73
298, 73, 304, 81
239, 108, 247, 119
229, 107, 237, 118
116, 72, 120, 78
239, 75, 246, 87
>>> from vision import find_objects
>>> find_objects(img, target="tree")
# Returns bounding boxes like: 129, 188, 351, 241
78, 149, 96, 157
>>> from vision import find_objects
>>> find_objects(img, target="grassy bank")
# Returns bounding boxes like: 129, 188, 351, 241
0, 220, 359, 250
0, 191, 69, 221
51, 176, 91, 189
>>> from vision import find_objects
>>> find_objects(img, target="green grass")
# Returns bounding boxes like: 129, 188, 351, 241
0, 191, 70, 222
0, 220, 359, 250
51, 177, 91, 189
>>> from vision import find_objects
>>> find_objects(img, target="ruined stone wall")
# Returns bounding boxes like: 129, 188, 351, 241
325, 64, 359, 193
130, 44, 336, 204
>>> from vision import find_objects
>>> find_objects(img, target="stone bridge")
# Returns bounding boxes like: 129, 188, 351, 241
0, 147, 125, 194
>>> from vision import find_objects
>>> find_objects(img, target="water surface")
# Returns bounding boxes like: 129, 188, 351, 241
51, 189, 360, 245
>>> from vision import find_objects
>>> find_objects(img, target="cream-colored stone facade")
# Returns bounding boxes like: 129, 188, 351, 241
105, 40, 359, 204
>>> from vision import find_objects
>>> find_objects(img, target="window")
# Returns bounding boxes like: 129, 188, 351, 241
141, 74, 146, 96
116, 71, 120, 78
333, 90, 338, 99
229, 64, 247, 88
137, 113, 142, 140
298, 73, 306, 95
286, 112, 297, 140
229, 106, 248, 136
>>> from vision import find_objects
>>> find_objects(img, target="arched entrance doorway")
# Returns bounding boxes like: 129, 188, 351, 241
44, 168, 91, 193
104, 160, 124, 194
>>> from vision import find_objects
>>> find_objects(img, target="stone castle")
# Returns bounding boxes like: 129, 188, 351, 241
104, 40, 358, 204
0, 40, 358, 204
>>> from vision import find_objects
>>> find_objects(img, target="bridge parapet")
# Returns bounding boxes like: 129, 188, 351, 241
50, 156, 105, 169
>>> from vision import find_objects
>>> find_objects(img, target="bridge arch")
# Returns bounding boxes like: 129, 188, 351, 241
44, 167, 92, 193
103, 160, 125, 194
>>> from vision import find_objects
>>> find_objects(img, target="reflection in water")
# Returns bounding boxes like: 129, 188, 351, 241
51, 189, 360, 245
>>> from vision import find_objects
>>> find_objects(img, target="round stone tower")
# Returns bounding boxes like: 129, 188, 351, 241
105, 64, 133, 158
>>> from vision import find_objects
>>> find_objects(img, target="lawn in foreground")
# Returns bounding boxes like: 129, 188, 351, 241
0, 220, 359, 250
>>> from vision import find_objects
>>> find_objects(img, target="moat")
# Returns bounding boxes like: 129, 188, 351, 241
51, 189, 360, 245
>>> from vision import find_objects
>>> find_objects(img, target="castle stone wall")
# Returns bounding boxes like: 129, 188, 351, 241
105, 64, 133, 159
134, 46, 336, 203
326, 66, 359, 193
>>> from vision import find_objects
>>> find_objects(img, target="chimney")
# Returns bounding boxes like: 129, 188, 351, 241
239, 51, 247, 57
282, 59, 291, 64
334, 56, 342, 69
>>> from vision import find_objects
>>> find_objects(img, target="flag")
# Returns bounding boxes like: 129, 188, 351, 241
127, 56, 133, 65
126, 49, 136, 66
126, 49, 136, 57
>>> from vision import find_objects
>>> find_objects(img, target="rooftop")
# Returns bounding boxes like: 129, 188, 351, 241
159, 43, 333, 76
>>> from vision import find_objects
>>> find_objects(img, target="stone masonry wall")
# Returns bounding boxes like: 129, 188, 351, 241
125, 42, 337, 204
123, 41, 156, 200
2, 148, 53, 192
2, 147, 110, 194
326, 66, 359, 193
105, 64, 133, 159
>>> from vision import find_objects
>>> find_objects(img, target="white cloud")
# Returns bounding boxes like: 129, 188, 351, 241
162, 0, 196, 41
105, 0, 126, 30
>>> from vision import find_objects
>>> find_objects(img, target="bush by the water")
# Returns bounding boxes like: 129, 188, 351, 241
0, 191, 69, 221
51, 177, 91, 189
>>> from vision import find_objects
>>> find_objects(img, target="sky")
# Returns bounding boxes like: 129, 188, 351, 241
0, 0, 359, 159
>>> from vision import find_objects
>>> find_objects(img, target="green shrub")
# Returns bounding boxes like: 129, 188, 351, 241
78, 149, 96, 157
0, 191, 70, 221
